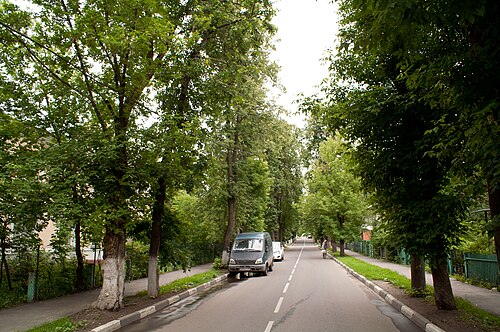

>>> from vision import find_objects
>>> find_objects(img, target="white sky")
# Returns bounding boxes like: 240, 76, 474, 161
270, 0, 339, 128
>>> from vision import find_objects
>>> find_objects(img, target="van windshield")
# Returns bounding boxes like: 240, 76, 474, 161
233, 238, 263, 251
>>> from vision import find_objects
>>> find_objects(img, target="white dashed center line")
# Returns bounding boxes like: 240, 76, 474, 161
274, 297, 284, 313
283, 282, 290, 293
265, 243, 305, 331
264, 321, 274, 332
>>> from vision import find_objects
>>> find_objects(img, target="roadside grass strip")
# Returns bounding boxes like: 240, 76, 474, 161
25, 317, 82, 332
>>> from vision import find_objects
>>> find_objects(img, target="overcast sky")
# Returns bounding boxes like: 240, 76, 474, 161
270, 0, 339, 127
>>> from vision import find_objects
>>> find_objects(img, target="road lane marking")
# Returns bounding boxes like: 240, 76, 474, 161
265, 321, 274, 332
274, 297, 284, 313
288, 274, 293, 281
283, 282, 290, 293
291, 268, 296, 275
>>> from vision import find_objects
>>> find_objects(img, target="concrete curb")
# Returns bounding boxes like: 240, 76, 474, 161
330, 255, 446, 332
90, 274, 228, 332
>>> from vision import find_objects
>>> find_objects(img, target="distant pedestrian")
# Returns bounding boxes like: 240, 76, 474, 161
321, 239, 327, 258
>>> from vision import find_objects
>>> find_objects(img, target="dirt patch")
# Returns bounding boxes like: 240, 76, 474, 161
374, 281, 495, 332
70, 291, 178, 331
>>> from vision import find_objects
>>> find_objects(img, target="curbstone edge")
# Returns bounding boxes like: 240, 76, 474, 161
90, 274, 227, 332
331, 255, 446, 332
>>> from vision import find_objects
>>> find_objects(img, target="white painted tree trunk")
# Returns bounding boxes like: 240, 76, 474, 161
221, 250, 230, 265
92, 231, 126, 311
93, 256, 125, 310
147, 256, 159, 298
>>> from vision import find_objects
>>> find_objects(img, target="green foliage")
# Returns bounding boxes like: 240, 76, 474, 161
0, 284, 24, 309
304, 0, 487, 274
455, 297, 500, 331
158, 269, 223, 295
25, 318, 81, 332
300, 135, 367, 243
212, 257, 224, 270
0, 0, 292, 309
125, 242, 149, 281
0, 250, 96, 309
452, 274, 499, 291
335, 255, 418, 293
460, 211, 496, 254
237, 157, 272, 232
264, 119, 304, 241
330, 0, 500, 272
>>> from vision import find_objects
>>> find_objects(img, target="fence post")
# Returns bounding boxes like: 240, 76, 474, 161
27, 272, 36, 303
463, 253, 468, 279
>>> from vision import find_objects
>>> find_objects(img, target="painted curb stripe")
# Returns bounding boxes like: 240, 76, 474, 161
91, 274, 227, 332
331, 257, 447, 332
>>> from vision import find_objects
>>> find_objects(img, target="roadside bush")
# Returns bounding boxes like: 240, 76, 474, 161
212, 257, 224, 270
125, 242, 149, 281
0, 250, 80, 309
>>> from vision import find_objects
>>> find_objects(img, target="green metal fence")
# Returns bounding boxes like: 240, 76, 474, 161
347, 241, 373, 257
348, 241, 499, 286
397, 248, 411, 265
464, 253, 499, 286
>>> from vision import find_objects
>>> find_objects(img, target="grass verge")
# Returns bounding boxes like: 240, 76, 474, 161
136, 268, 224, 297
25, 317, 82, 332
334, 253, 500, 331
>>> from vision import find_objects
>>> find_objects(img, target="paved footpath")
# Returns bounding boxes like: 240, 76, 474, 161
0, 263, 212, 332
345, 250, 500, 317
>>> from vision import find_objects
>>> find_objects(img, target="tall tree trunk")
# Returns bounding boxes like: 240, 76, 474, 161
487, 179, 500, 276
222, 195, 236, 265
339, 239, 345, 256
222, 117, 240, 265
277, 196, 284, 242
92, 107, 130, 310
330, 238, 337, 254
75, 220, 84, 291
93, 227, 126, 311
1, 236, 12, 290
410, 254, 426, 292
430, 259, 456, 310
148, 177, 166, 298
338, 216, 345, 256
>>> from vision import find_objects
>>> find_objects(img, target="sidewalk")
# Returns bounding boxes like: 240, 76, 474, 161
345, 250, 500, 317
0, 263, 213, 332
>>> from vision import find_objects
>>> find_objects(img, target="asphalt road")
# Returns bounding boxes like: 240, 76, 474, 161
121, 238, 422, 332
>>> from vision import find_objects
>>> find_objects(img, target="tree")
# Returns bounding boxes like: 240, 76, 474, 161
264, 118, 304, 242
191, 1, 277, 263
300, 136, 366, 255
0, 116, 44, 290
334, 0, 500, 280
1, 0, 211, 310
308, 0, 474, 309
